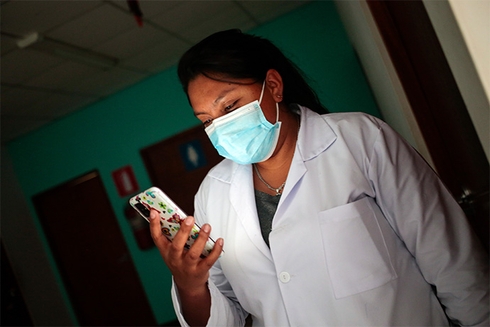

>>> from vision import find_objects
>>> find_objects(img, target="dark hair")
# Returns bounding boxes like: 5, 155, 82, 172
177, 29, 328, 114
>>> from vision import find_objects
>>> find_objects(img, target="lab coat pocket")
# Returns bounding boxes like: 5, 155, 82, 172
319, 197, 397, 299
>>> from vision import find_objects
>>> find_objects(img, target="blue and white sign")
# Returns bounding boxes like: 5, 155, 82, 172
179, 140, 207, 171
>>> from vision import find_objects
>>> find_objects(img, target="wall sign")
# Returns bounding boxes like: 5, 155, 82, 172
140, 125, 223, 214
112, 165, 139, 197
179, 139, 207, 171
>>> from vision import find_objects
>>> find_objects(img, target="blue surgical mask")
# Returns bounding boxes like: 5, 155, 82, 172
205, 82, 282, 165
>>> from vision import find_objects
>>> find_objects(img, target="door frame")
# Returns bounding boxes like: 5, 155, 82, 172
365, 0, 489, 249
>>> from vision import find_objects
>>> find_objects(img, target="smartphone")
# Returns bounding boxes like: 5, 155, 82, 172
129, 187, 219, 257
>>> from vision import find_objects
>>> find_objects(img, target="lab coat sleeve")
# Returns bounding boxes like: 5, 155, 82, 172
171, 271, 247, 327
367, 118, 489, 326
170, 180, 248, 327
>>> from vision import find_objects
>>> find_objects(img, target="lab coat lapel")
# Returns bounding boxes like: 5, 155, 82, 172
276, 154, 306, 213
276, 106, 337, 216
229, 107, 336, 260
230, 164, 273, 261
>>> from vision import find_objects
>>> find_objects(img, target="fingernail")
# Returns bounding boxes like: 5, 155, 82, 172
218, 239, 224, 247
202, 224, 210, 233
149, 210, 157, 220
184, 217, 193, 226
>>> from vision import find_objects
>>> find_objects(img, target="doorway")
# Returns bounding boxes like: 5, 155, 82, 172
367, 0, 489, 251
33, 171, 156, 326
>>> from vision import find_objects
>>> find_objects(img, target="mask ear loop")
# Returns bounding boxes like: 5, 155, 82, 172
258, 81, 266, 104
275, 103, 280, 123
259, 81, 280, 124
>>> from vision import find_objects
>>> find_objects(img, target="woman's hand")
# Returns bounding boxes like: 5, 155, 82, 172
149, 209, 223, 325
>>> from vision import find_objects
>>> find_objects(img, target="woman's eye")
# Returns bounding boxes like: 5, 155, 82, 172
224, 101, 237, 112
203, 119, 213, 127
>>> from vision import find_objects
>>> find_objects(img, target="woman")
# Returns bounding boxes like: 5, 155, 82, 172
149, 29, 488, 326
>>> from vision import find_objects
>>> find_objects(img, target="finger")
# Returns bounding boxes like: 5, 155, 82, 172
208, 237, 224, 260
199, 237, 224, 269
168, 215, 196, 255
149, 209, 170, 250
185, 223, 212, 260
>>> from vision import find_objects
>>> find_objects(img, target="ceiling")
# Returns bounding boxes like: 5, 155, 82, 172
0, 0, 311, 144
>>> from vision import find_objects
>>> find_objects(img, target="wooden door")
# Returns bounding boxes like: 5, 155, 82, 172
367, 0, 489, 250
33, 171, 156, 326
141, 125, 223, 215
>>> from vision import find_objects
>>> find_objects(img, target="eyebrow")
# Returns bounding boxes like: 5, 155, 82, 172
193, 86, 236, 117
214, 86, 235, 104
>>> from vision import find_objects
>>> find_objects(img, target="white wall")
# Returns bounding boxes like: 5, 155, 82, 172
423, 0, 489, 161
449, 0, 490, 101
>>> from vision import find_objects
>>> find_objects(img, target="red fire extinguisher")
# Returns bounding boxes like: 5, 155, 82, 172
124, 203, 154, 250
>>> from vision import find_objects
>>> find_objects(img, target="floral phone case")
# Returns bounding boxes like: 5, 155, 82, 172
129, 187, 217, 257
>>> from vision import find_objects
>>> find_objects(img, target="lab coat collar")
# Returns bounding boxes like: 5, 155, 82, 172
296, 105, 337, 162
207, 106, 337, 260
272, 106, 337, 221
207, 105, 338, 183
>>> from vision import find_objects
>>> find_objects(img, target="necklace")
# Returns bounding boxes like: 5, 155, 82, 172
253, 164, 286, 196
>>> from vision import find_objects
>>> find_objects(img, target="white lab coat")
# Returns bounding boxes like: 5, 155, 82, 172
172, 106, 489, 326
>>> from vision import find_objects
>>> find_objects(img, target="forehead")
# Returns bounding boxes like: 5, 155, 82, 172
187, 74, 256, 109
188, 75, 232, 98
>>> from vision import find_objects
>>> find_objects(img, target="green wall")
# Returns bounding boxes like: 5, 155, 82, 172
6, 1, 379, 325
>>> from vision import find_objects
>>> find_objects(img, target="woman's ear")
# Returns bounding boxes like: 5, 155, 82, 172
265, 69, 284, 102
